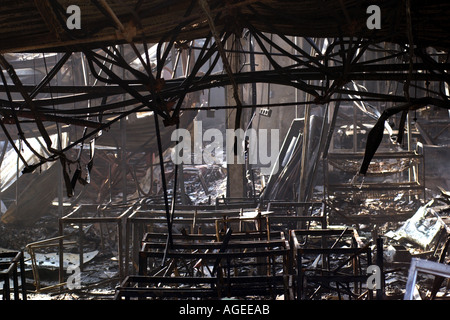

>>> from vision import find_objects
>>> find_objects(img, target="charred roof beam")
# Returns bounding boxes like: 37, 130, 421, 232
33, 0, 66, 42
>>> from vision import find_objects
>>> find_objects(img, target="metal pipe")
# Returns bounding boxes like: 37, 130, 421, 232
153, 112, 173, 250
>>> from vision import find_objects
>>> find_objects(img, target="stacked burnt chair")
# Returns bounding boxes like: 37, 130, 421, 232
0, 250, 27, 300
290, 227, 375, 300
279, 202, 382, 300
115, 200, 382, 300
115, 200, 292, 300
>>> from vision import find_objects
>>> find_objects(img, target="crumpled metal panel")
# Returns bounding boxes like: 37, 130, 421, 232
386, 200, 445, 250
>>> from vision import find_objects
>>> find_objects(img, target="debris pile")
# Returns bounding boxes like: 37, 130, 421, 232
380, 192, 450, 300
0, 152, 449, 301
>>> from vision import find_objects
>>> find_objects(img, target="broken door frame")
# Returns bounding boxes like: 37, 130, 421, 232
404, 258, 450, 300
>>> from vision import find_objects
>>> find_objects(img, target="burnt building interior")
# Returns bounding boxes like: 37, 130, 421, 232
0, 0, 449, 302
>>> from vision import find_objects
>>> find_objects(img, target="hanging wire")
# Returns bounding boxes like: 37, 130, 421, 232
42, 52, 63, 150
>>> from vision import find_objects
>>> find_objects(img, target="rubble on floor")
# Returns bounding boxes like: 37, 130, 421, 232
0, 169, 449, 300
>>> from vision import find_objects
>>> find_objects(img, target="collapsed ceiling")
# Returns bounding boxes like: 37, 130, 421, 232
0, 0, 448, 201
